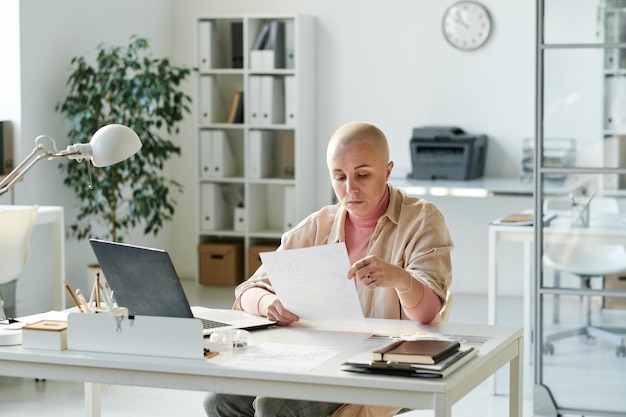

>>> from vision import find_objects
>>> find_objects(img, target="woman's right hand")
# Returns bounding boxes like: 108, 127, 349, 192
259, 294, 300, 325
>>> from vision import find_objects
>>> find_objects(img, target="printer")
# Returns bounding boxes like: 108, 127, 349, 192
407, 126, 487, 180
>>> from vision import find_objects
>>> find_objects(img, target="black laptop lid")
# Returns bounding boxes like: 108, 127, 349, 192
89, 239, 194, 318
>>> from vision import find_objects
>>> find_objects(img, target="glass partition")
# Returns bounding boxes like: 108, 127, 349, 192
536, 1, 626, 415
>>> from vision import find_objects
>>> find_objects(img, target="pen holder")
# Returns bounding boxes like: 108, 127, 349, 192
90, 306, 129, 316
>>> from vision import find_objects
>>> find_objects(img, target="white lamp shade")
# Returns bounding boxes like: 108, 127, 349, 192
88, 124, 142, 167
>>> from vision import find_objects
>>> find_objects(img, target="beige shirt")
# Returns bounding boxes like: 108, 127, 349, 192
233, 185, 453, 416
234, 185, 453, 320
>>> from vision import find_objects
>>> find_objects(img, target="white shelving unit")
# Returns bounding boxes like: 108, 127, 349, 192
195, 14, 315, 283
602, 4, 626, 188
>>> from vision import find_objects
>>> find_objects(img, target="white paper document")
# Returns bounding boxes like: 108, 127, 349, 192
259, 243, 364, 320
225, 342, 344, 372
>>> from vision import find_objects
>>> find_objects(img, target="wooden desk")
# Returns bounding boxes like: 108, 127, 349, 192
0, 320, 523, 417
0, 205, 65, 309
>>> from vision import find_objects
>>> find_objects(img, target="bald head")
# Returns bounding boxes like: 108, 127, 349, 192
326, 122, 390, 165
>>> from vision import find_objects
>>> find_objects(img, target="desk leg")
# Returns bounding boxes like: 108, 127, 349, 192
509, 338, 523, 417
488, 228, 498, 326
487, 228, 498, 395
523, 242, 533, 366
51, 210, 66, 310
85, 382, 102, 417
433, 393, 452, 417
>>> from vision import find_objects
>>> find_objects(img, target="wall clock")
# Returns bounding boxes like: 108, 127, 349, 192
442, 1, 492, 51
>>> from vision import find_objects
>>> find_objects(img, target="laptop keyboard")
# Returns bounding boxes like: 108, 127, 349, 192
199, 318, 229, 330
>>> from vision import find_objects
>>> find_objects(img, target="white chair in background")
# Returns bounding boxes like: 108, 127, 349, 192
0, 206, 38, 319
543, 196, 626, 357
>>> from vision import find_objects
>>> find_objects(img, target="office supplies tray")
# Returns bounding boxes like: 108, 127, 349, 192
67, 312, 204, 359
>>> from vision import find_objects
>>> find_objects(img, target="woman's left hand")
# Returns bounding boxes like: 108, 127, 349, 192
347, 255, 410, 290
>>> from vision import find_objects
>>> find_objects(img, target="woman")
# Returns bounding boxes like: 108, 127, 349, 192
204, 121, 453, 417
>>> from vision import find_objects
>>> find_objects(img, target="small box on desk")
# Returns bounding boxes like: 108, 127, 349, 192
604, 274, 626, 310
21, 320, 68, 350
247, 243, 280, 277
199, 242, 243, 285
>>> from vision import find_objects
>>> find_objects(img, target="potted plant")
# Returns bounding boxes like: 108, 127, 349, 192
56, 36, 196, 242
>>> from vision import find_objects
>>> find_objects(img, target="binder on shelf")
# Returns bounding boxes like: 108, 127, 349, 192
249, 21, 285, 70
248, 76, 263, 125
198, 20, 217, 72
199, 76, 216, 124
251, 22, 271, 50
249, 130, 274, 178
279, 131, 295, 179
250, 23, 271, 70
284, 76, 296, 124
231, 21, 244, 69
201, 183, 229, 230
233, 205, 246, 232
212, 130, 236, 177
199, 130, 236, 178
283, 186, 296, 231
227, 91, 244, 124
284, 19, 295, 69
260, 76, 285, 125
263, 20, 285, 69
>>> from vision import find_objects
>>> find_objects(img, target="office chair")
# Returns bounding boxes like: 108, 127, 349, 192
0, 206, 38, 319
543, 197, 626, 357
439, 290, 454, 323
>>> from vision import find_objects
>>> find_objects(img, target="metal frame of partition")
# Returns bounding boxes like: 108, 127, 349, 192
533, 1, 626, 416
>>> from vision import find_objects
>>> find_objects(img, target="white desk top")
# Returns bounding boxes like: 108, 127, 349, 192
392, 176, 576, 197
0, 318, 522, 412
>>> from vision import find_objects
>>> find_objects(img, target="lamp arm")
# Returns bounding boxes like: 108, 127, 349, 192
0, 143, 52, 197
0, 136, 86, 198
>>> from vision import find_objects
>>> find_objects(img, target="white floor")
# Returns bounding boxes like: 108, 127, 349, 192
1, 282, 624, 417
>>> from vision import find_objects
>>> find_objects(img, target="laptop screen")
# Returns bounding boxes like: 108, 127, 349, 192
89, 239, 194, 318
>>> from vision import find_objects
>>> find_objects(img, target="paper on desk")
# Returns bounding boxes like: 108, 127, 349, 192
0, 310, 70, 330
259, 243, 364, 320
224, 342, 344, 372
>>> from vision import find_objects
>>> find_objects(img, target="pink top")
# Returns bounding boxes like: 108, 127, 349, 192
241, 187, 442, 321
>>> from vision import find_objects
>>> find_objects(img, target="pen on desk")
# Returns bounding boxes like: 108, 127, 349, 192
100, 282, 113, 311
76, 289, 91, 313
95, 272, 101, 310
64, 281, 84, 312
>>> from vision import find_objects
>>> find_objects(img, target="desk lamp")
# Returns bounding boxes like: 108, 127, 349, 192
0, 124, 142, 197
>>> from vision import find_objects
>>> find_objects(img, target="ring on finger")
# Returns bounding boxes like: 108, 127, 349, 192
367, 274, 372, 282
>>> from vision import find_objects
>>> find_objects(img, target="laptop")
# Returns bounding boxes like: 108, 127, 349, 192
89, 239, 275, 335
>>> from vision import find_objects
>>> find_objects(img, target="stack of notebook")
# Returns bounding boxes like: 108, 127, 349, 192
341, 338, 477, 378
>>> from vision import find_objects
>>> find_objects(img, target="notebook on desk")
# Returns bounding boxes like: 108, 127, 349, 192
89, 239, 275, 335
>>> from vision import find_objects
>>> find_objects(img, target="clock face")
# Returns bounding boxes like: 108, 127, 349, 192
442, 1, 492, 51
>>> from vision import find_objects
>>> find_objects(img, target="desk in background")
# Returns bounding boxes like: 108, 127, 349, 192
393, 177, 537, 298
0, 205, 65, 309
392, 176, 576, 198
0, 319, 523, 417
488, 215, 626, 364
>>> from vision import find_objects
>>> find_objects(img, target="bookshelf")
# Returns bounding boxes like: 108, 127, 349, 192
601, 4, 626, 189
195, 15, 315, 284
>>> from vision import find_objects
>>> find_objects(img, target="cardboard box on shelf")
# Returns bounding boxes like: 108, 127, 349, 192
247, 243, 280, 278
604, 274, 626, 310
198, 242, 243, 285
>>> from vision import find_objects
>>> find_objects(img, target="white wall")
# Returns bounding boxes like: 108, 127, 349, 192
169, 1, 537, 296
0, 0, 21, 141
8, 0, 174, 314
